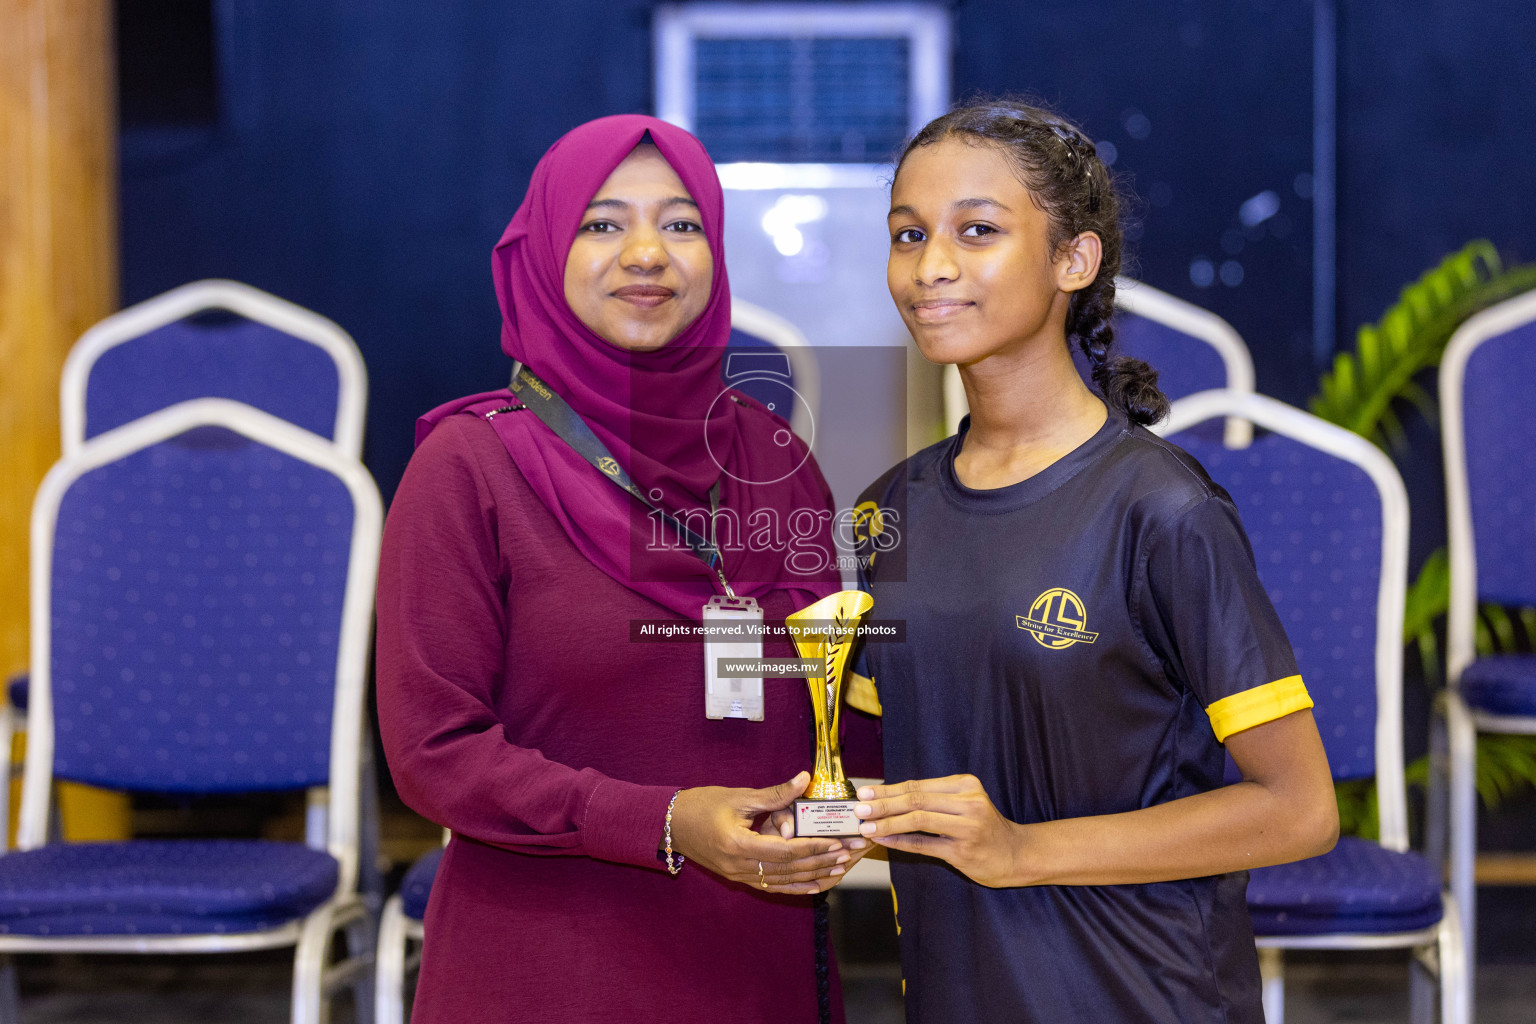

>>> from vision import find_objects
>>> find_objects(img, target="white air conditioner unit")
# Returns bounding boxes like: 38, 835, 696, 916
654, 4, 952, 535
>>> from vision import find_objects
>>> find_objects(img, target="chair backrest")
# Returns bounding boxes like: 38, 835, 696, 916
1160, 390, 1411, 851
1110, 278, 1255, 447
61, 280, 368, 458
727, 299, 819, 442
25, 399, 382, 891
1441, 289, 1536, 684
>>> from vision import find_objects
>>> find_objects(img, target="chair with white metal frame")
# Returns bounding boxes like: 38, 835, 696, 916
1110, 277, 1255, 447
0, 399, 382, 1024
0, 281, 387, 974
2, 279, 371, 835
375, 835, 444, 1024
1439, 288, 1536, 1017
1160, 389, 1467, 1024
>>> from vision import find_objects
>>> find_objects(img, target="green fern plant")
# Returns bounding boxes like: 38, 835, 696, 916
1314, 241, 1536, 838
1340, 735, 1536, 844
1403, 546, 1450, 688
1311, 240, 1536, 452
1403, 550, 1536, 690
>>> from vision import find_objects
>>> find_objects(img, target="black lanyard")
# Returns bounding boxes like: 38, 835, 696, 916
506, 362, 736, 597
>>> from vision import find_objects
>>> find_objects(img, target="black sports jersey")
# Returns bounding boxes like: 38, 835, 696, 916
850, 408, 1311, 1024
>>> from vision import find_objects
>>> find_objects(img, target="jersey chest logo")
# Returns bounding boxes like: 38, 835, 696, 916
1017, 588, 1100, 649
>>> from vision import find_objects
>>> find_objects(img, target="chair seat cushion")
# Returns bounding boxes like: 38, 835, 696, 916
0, 840, 338, 936
1247, 837, 1442, 936
401, 847, 443, 921
1460, 655, 1536, 717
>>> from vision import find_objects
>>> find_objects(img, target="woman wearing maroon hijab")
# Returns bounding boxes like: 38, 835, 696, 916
376, 115, 870, 1022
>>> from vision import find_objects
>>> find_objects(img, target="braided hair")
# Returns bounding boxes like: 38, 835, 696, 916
897, 98, 1168, 426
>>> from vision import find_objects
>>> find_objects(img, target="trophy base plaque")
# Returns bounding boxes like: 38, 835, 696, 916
793, 798, 863, 838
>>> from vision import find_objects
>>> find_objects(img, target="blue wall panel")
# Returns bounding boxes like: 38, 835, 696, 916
948, 0, 1316, 403
117, 0, 1536, 504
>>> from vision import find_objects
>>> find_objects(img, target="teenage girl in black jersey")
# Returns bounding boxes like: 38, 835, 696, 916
844, 100, 1339, 1023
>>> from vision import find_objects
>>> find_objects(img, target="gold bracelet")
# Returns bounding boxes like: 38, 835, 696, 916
663, 789, 685, 876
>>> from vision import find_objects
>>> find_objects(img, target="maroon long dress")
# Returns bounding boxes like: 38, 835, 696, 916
377, 414, 868, 1023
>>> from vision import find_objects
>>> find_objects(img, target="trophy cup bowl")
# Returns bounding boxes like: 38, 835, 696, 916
785, 589, 874, 837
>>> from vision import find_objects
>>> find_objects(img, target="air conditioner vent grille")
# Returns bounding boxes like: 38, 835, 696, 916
693, 37, 911, 162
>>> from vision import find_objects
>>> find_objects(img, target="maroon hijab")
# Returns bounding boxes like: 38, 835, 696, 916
417, 115, 838, 618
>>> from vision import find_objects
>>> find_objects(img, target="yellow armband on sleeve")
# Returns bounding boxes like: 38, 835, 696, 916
1206, 675, 1312, 743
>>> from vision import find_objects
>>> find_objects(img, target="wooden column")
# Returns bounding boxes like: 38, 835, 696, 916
0, 0, 123, 842
0, 0, 117, 684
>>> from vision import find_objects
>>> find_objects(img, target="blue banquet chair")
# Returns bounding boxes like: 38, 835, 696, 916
0, 281, 383, 947
1110, 277, 1255, 447
1440, 288, 1536, 1015
0, 398, 383, 1024
1161, 390, 1467, 1024
2, 280, 371, 840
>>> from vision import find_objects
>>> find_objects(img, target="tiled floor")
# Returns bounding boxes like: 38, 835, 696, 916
9, 886, 1535, 1024
11, 953, 1536, 1022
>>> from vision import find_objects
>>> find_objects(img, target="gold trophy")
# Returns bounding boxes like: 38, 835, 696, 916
786, 590, 874, 837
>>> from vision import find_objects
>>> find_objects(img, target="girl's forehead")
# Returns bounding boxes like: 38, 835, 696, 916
891, 138, 1029, 206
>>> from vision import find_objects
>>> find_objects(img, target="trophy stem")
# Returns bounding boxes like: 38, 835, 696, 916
806, 681, 854, 800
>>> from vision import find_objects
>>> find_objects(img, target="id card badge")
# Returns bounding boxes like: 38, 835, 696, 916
703, 594, 764, 721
